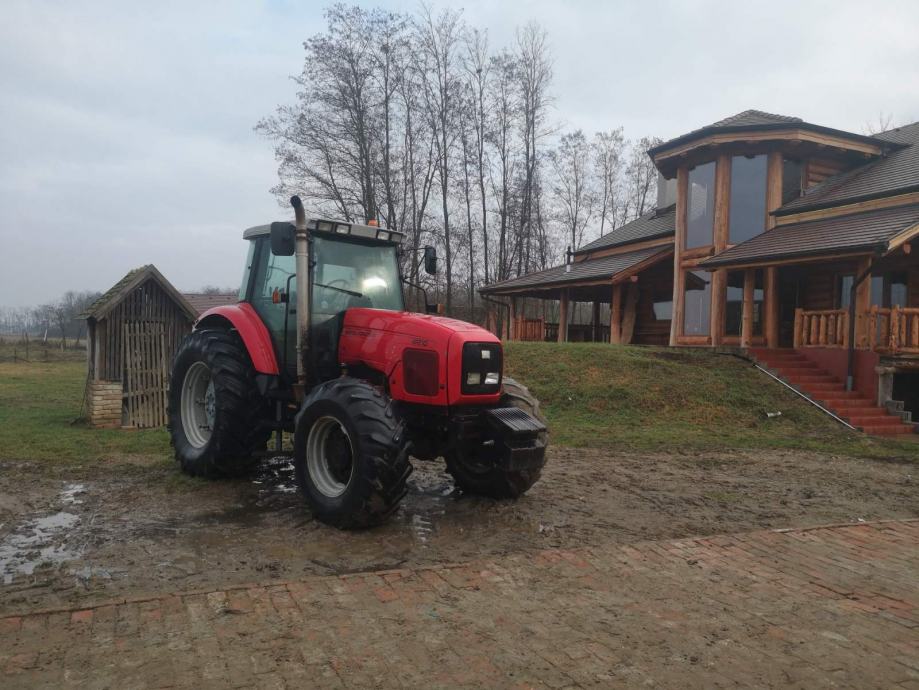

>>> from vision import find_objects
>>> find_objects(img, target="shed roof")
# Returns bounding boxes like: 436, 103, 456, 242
480, 245, 673, 296
575, 205, 675, 255
182, 293, 238, 315
777, 120, 919, 214
701, 204, 919, 269
82, 265, 198, 321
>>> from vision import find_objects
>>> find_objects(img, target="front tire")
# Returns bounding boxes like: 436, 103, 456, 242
446, 377, 548, 498
294, 377, 411, 529
168, 329, 270, 478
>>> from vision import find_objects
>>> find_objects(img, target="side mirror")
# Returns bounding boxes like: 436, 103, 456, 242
423, 245, 437, 275
270, 222, 296, 256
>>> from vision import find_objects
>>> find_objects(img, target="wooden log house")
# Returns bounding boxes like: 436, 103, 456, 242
481, 111, 919, 433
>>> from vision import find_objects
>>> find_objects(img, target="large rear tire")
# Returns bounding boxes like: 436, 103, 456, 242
294, 377, 411, 529
445, 377, 548, 498
168, 329, 270, 478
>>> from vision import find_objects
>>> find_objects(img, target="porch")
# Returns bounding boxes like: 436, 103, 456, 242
794, 305, 919, 354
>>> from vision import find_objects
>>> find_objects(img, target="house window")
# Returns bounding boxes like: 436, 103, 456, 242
838, 274, 854, 309
728, 154, 767, 244
683, 270, 712, 336
686, 162, 716, 248
872, 272, 909, 308
653, 301, 673, 321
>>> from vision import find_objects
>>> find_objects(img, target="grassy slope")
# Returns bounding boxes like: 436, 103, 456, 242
0, 341, 915, 467
505, 341, 918, 459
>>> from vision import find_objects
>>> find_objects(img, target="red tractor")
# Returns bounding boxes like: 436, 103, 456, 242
168, 197, 548, 528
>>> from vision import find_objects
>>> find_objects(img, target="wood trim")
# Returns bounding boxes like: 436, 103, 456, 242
885, 222, 919, 254
765, 152, 783, 230
774, 191, 919, 227
653, 128, 884, 164
670, 167, 689, 346
765, 266, 779, 347
610, 283, 623, 344
681, 246, 715, 261
713, 155, 731, 252
574, 236, 673, 262
676, 335, 711, 346
704, 250, 870, 271
610, 248, 674, 285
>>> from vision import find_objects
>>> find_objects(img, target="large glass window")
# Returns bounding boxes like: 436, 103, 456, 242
683, 270, 712, 336
872, 272, 909, 308
686, 162, 716, 248
729, 155, 767, 244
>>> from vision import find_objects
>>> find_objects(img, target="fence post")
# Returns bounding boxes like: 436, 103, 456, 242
890, 305, 901, 354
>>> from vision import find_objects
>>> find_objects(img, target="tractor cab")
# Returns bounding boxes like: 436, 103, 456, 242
241, 219, 408, 381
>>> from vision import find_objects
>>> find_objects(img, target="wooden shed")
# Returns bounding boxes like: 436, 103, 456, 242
82, 265, 198, 428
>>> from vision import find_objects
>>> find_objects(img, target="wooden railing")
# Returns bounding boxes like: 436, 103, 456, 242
513, 316, 546, 342
870, 306, 919, 354
793, 309, 849, 349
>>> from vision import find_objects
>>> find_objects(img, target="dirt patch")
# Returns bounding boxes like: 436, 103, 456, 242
1, 447, 917, 614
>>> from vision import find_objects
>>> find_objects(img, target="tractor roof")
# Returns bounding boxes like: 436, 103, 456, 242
243, 219, 405, 244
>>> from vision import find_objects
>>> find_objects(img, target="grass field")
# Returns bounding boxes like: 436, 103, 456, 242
0, 341, 915, 467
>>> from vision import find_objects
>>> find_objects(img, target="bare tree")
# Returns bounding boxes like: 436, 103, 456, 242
592, 128, 626, 236
621, 136, 662, 222
550, 130, 595, 250
864, 111, 895, 135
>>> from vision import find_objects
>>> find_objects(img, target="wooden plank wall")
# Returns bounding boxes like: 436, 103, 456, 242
123, 321, 169, 428
804, 158, 848, 188
97, 279, 191, 381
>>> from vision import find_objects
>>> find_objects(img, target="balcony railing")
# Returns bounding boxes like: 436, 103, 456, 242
794, 307, 919, 354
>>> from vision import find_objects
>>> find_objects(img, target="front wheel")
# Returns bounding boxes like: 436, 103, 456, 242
294, 378, 411, 529
446, 377, 548, 498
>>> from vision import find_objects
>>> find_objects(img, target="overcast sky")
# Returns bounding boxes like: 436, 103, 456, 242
2, 0, 918, 308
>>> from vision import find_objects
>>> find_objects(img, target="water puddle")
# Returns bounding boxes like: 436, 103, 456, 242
0, 511, 81, 584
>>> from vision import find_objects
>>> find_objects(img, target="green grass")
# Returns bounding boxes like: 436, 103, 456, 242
505, 341, 919, 460
0, 360, 171, 465
0, 341, 915, 469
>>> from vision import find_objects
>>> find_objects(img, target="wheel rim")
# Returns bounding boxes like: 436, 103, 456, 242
181, 361, 215, 448
306, 416, 354, 498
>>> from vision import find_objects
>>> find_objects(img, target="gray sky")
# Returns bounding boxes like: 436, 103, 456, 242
2, 0, 918, 308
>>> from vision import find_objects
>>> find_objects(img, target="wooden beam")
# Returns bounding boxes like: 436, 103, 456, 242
765, 152, 783, 230
713, 154, 731, 252
765, 266, 780, 347
558, 290, 569, 343
710, 269, 726, 346
741, 269, 755, 348
610, 248, 674, 285
610, 283, 623, 344
774, 191, 919, 227
670, 166, 689, 346
621, 283, 639, 344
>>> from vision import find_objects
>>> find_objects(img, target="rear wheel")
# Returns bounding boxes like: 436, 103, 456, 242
168, 329, 270, 478
294, 377, 411, 529
446, 377, 548, 498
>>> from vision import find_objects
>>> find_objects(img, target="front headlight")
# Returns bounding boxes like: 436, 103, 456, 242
460, 342, 502, 394
484, 372, 500, 385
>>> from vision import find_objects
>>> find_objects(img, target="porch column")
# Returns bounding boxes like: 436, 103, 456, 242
710, 269, 726, 346
855, 256, 872, 348
508, 297, 518, 341
610, 283, 622, 344
558, 290, 569, 342
591, 301, 601, 342
740, 269, 755, 348
764, 267, 780, 348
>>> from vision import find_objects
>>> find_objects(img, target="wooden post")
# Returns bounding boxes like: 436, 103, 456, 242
890, 304, 901, 353
621, 282, 639, 344
670, 167, 688, 346
610, 283, 622, 344
558, 290, 569, 343
765, 152, 783, 231
709, 155, 731, 345
710, 269, 726, 346
764, 266, 779, 348
591, 301, 601, 343
793, 308, 803, 348
740, 269, 755, 348
508, 297, 517, 341
854, 256, 872, 348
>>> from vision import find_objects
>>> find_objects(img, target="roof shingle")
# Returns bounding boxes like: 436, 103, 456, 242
480, 245, 672, 295
575, 206, 675, 255
701, 204, 919, 268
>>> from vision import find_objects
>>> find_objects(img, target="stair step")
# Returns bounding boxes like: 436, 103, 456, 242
860, 424, 916, 436
801, 382, 846, 393
847, 415, 906, 427
815, 392, 868, 402
838, 407, 888, 417
784, 375, 839, 384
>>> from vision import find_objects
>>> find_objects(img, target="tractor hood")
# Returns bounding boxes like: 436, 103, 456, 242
338, 308, 502, 406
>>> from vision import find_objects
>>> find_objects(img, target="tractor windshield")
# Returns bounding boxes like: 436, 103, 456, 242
311, 236, 404, 314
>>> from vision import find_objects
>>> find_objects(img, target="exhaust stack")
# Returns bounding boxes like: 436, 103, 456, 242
291, 196, 310, 392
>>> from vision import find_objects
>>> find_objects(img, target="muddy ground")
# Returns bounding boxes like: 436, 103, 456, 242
1, 447, 917, 614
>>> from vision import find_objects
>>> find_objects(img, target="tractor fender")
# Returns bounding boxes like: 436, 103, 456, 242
195, 304, 279, 375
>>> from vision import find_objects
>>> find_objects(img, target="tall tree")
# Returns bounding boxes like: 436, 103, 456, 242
550, 130, 595, 251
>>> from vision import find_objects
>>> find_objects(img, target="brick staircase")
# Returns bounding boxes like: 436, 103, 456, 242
749, 349, 916, 437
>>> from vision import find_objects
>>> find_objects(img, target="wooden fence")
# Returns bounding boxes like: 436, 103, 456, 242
870, 305, 919, 354
122, 321, 169, 428
513, 317, 546, 341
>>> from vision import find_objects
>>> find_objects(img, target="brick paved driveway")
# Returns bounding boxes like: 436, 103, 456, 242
2, 520, 917, 689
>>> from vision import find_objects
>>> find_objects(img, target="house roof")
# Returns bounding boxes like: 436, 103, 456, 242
182, 293, 238, 315
82, 265, 198, 321
701, 204, 919, 269
777, 120, 919, 214
649, 109, 889, 159
575, 205, 675, 255
480, 245, 673, 296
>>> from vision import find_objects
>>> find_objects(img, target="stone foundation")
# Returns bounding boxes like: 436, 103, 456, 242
88, 380, 123, 428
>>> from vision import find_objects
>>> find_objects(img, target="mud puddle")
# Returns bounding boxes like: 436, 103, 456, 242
1, 447, 917, 613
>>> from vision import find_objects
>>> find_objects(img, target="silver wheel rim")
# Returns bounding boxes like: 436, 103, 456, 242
181, 361, 215, 448
306, 416, 354, 498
